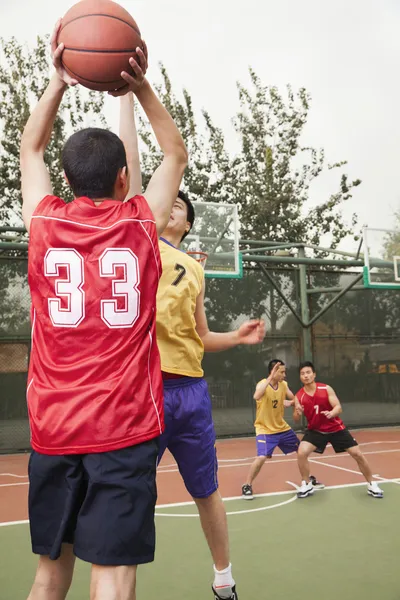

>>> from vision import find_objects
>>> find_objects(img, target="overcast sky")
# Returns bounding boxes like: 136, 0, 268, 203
1, 0, 399, 251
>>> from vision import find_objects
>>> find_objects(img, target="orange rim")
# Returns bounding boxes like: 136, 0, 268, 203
187, 251, 208, 266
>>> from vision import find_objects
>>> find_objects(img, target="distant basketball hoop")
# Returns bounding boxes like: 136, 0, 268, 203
187, 251, 208, 270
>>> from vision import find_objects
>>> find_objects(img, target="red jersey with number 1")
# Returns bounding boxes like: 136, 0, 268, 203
27, 195, 164, 455
296, 383, 345, 433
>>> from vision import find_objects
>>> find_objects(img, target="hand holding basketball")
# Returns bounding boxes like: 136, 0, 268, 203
237, 319, 266, 345
51, 20, 79, 87
108, 42, 148, 97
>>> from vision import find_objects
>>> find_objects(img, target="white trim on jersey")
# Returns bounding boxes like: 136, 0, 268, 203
317, 385, 328, 390
30, 216, 156, 230
147, 330, 163, 435
140, 221, 161, 279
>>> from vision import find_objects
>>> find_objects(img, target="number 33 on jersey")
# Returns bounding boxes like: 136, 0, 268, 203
45, 247, 140, 328
27, 195, 164, 455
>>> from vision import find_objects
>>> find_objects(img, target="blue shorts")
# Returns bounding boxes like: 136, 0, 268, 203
28, 439, 159, 565
158, 377, 218, 499
256, 429, 300, 457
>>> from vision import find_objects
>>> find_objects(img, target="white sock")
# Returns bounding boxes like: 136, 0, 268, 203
213, 563, 235, 598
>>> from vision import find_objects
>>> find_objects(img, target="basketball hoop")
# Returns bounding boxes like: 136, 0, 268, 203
187, 251, 208, 270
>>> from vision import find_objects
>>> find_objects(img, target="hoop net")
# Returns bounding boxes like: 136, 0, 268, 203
187, 251, 208, 270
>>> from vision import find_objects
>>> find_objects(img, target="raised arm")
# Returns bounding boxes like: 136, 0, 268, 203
119, 94, 142, 197
254, 380, 269, 401
20, 22, 77, 231
194, 281, 265, 352
321, 386, 342, 419
111, 49, 188, 233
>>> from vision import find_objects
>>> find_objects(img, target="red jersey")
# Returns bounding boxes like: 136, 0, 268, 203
27, 195, 164, 455
296, 383, 345, 433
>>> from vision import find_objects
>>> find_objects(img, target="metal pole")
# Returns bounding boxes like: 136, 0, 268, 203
298, 248, 313, 361
307, 285, 365, 295
258, 263, 305, 327
306, 273, 364, 327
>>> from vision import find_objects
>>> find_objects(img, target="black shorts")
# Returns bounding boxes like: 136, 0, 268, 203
302, 428, 358, 454
28, 438, 159, 566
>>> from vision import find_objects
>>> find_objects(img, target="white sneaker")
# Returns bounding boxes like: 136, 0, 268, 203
368, 482, 384, 498
297, 480, 314, 499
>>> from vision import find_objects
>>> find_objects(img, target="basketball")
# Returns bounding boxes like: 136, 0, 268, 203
57, 0, 143, 92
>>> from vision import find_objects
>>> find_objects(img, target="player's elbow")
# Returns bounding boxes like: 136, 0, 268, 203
20, 140, 44, 163
165, 141, 188, 166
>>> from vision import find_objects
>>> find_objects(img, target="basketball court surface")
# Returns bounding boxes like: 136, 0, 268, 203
1, 427, 399, 600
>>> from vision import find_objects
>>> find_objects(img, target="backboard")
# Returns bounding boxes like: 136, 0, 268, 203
363, 226, 400, 289
180, 201, 242, 278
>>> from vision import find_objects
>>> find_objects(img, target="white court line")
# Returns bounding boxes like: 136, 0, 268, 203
0, 482, 29, 488
309, 458, 400, 486
157, 448, 400, 474
286, 480, 298, 490
2, 448, 400, 485
1, 479, 399, 527
0, 473, 28, 479
156, 440, 400, 470
309, 459, 362, 477
155, 494, 298, 517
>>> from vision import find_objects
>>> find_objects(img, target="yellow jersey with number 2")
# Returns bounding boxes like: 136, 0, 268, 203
156, 238, 204, 377
254, 380, 291, 435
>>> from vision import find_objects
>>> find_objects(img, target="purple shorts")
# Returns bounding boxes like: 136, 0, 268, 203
158, 377, 218, 499
256, 429, 300, 457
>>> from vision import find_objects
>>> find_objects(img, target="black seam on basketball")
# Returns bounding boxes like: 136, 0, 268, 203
60, 13, 141, 37
65, 64, 124, 86
64, 47, 139, 54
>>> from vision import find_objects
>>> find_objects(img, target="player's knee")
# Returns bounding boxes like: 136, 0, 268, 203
297, 446, 309, 459
350, 449, 364, 463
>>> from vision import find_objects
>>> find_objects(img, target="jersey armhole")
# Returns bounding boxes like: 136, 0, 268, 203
32, 194, 63, 217
126, 195, 156, 222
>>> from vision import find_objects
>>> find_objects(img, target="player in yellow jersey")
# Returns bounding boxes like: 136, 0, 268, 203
157, 191, 265, 600
241, 359, 323, 499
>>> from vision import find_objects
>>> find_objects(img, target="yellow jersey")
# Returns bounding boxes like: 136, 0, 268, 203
156, 239, 204, 377
254, 380, 291, 435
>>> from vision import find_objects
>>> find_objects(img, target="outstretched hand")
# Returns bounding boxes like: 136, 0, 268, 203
109, 41, 149, 97
321, 410, 334, 419
51, 20, 78, 86
236, 319, 266, 345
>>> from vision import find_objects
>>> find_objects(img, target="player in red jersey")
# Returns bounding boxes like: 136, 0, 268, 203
293, 362, 384, 499
20, 23, 187, 600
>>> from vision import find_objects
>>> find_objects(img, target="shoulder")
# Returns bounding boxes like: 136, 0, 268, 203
280, 381, 288, 391
125, 195, 156, 222
295, 388, 305, 402
32, 195, 65, 217
257, 379, 268, 386
316, 383, 329, 392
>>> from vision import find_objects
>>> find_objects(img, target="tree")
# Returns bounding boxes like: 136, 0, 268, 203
137, 66, 362, 330
383, 209, 400, 261
233, 70, 361, 247
0, 35, 107, 226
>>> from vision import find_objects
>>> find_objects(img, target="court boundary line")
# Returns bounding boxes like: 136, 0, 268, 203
1, 447, 400, 487
1, 479, 399, 528
309, 458, 400, 485
157, 448, 400, 474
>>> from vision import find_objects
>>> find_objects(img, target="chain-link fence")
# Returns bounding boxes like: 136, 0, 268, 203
1, 257, 399, 452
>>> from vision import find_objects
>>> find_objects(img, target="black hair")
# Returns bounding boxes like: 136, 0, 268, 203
62, 128, 127, 199
177, 190, 195, 241
299, 361, 316, 373
268, 359, 285, 374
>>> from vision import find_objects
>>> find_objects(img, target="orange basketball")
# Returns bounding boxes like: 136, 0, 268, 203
58, 0, 144, 92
